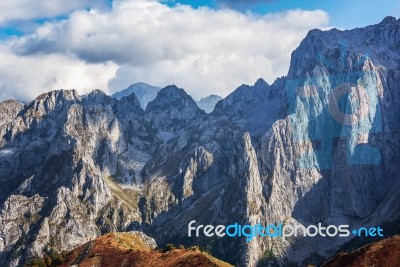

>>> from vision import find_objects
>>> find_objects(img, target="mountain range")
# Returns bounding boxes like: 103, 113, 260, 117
112, 82, 222, 113
0, 16, 399, 267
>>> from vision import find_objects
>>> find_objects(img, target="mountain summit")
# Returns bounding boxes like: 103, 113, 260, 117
196, 95, 222, 113
145, 85, 205, 131
112, 82, 161, 110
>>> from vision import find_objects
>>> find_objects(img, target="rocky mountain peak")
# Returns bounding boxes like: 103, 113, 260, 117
253, 78, 269, 88
20, 89, 80, 122
112, 82, 161, 110
380, 16, 398, 25
213, 79, 273, 113
289, 16, 399, 77
117, 92, 142, 109
114, 92, 144, 119
83, 89, 113, 105
146, 85, 196, 109
196, 94, 222, 113
213, 78, 284, 136
145, 85, 205, 130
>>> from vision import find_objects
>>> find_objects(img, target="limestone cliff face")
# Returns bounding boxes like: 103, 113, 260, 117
0, 17, 399, 267
254, 16, 400, 265
234, 133, 264, 267
0, 90, 144, 266
0, 100, 24, 128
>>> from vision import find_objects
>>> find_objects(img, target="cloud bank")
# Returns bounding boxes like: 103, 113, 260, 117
0, 0, 329, 101
0, 0, 102, 26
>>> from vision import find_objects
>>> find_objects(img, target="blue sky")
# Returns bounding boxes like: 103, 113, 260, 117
0, 0, 398, 101
1, 0, 398, 39
167, 0, 399, 29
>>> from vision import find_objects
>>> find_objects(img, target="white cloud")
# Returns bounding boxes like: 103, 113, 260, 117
0, 0, 329, 101
0, 0, 103, 26
0, 46, 117, 101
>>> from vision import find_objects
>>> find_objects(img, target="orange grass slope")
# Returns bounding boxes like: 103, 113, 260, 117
322, 235, 400, 267
58, 232, 233, 267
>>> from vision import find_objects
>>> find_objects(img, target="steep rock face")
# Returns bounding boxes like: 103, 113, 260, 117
288, 16, 400, 219
0, 90, 147, 266
232, 133, 264, 267
0, 100, 24, 127
253, 16, 400, 265
0, 90, 81, 202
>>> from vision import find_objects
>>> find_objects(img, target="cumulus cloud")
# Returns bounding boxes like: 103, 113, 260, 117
0, 46, 117, 101
0, 0, 329, 101
0, 0, 106, 26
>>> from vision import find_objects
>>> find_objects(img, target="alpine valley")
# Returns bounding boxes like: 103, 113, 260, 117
0, 17, 399, 267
